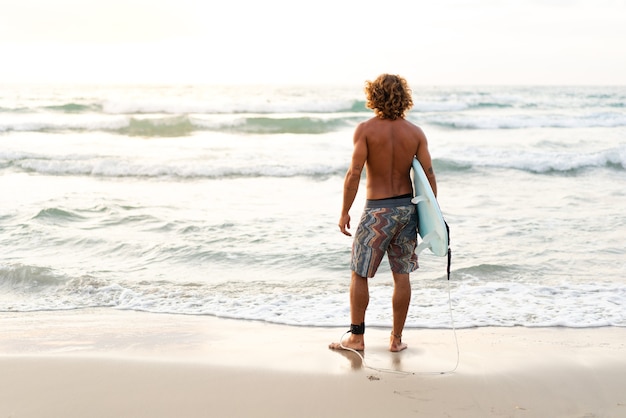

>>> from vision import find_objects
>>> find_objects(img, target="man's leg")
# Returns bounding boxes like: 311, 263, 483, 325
349, 271, 369, 329
390, 272, 410, 352
329, 271, 369, 351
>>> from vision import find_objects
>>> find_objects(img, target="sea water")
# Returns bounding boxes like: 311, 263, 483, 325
1, 84, 625, 329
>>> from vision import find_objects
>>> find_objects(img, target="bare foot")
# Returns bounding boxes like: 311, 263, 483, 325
389, 334, 407, 352
329, 334, 364, 351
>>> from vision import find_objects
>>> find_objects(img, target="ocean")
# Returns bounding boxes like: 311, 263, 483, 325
1, 84, 624, 329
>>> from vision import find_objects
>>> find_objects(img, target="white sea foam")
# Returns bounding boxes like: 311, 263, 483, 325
1, 264, 624, 328
0, 114, 130, 133
3, 141, 623, 179
444, 145, 626, 173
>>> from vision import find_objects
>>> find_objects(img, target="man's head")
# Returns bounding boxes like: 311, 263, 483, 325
364, 74, 413, 120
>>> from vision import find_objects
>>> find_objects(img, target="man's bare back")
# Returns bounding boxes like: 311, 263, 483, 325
357, 117, 436, 200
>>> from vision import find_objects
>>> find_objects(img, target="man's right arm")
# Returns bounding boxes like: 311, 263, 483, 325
339, 124, 368, 236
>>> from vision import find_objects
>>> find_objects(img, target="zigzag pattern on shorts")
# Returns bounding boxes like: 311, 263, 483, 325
351, 206, 418, 278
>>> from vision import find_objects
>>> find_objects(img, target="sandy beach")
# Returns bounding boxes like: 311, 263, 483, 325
1, 309, 624, 418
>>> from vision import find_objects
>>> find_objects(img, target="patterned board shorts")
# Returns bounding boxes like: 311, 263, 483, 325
351, 196, 419, 278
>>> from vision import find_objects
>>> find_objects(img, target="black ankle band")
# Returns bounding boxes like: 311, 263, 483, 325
350, 322, 365, 335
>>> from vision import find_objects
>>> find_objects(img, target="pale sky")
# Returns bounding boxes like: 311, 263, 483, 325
1, 0, 625, 85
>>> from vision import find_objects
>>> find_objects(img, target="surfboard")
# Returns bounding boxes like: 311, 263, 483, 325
411, 158, 448, 257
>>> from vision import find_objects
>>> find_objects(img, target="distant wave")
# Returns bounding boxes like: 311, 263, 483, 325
0, 114, 361, 136
434, 158, 474, 172
445, 145, 626, 174
425, 112, 626, 130
2, 147, 623, 179
2, 86, 623, 116
412, 100, 517, 112
121, 116, 195, 137
0, 100, 365, 116
0, 151, 349, 178
195, 116, 356, 135
43, 103, 103, 113
3, 111, 626, 136
0, 100, 520, 115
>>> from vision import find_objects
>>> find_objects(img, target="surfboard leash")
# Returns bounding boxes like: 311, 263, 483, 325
445, 220, 451, 281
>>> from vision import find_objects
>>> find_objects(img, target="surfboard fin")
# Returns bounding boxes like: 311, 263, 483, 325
411, 195, 428, 204
415, 231, 440, 255
416, 223, 452, 280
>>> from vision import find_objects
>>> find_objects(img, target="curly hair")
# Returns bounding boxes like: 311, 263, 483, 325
364, 74, 413, 120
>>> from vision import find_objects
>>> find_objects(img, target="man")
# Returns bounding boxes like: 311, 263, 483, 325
329, 74, 437, 353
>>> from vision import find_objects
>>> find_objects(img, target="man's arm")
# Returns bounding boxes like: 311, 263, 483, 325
416, 129, 437, 197
339, 124, 368, 236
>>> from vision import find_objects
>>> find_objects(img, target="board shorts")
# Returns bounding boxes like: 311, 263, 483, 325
351, 195, 419, 278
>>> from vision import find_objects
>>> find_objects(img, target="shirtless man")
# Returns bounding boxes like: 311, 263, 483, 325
329, 74, 437, 353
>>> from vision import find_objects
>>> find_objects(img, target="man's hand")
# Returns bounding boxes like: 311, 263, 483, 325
339, 213, 352, 236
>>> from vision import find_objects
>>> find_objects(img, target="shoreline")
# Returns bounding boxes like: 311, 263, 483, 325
1, 309, 625, 417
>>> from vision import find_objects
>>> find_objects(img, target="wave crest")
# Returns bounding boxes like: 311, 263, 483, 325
2, 146, 624, 178
0, 114, 360, 136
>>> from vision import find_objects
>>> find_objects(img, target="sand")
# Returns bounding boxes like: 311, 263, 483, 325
1, 309, 625, 417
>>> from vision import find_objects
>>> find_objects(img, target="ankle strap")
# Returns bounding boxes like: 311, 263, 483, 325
350, 322, 365, 335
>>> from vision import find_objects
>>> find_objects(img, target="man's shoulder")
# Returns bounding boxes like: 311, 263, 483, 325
355, 117, 379, 135
358, 117, 424, 137
398, 117, 425, 136
359, 116, 380, 127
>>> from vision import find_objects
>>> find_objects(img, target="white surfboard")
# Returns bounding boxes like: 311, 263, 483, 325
411, 158, 448, 257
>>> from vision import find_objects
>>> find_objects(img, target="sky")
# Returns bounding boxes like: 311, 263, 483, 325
1, 0, 625, 85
